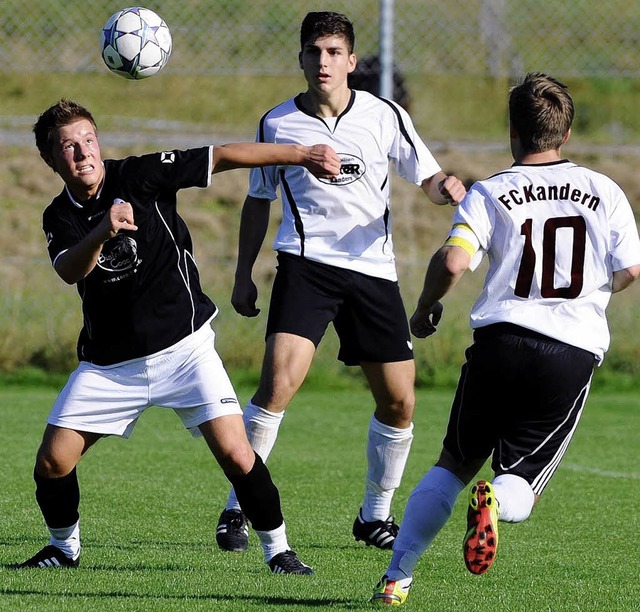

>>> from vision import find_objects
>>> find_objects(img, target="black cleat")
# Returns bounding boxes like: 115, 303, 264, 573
268, 549, 314, 575
14, 545, 79, 569
216, 509, 249, 552
352, 509, 399, 549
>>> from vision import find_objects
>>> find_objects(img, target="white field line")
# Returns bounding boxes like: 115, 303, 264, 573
561, 462, 640, 480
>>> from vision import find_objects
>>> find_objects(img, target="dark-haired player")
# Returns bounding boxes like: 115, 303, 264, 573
215, 11, 466, 553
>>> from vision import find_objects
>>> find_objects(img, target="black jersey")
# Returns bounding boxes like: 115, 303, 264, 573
43, 147, 217, 366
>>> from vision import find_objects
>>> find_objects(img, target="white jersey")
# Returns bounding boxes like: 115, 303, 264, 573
454, 160, 640, 360
248, 89, 442, 281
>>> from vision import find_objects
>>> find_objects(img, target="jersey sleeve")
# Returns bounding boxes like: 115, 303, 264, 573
452, 185, 494, 270
42, 203, 83, 265
125, 146, 214, 196
387, 102, 441, 185
607, 184, 640, 271
247, 122, 279, 201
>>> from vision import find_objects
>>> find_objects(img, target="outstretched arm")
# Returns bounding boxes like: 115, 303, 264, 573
231, 195, 271, 317
212, 142, 341, 179
421, 171, 467, 206
410, 245, 471, 338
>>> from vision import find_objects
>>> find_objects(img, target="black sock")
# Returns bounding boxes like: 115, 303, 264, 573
225, 453, 283, 532
34, 467, 80, 529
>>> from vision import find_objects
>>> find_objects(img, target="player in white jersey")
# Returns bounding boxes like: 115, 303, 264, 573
215, 11, 467, 553
371, 73, 640, 606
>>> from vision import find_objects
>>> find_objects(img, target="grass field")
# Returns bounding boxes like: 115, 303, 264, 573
1, 385, 638, 611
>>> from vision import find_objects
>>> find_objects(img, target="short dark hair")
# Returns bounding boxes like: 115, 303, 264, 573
33, 98, 97, 159
300, 11, 355, 53
509, 72, 574, 153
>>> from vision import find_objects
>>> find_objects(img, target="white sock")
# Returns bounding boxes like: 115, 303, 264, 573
255, 522, 289, 563
226, 401, 284, 511
492, 473, 535, 522
48, 520, 81, 560
361, 416, 414, 522
385, 467, 464, 581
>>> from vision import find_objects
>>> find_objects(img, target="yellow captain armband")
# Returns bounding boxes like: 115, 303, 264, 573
444, 223, 480, 258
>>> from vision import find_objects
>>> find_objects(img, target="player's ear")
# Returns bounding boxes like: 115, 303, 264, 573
348, 53, 357, 74
298, 51, 303, 69
561, 128, 571, 145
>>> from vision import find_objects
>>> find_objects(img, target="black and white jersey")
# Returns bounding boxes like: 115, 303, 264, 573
453, 160, 640, 360
248, 89, 442, 281
43, 147, 217, 366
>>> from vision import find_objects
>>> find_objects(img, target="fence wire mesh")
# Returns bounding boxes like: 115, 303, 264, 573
2, 1, 640, 79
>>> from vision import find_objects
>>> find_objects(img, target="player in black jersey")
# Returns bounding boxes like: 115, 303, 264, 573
14, 98, 340, 574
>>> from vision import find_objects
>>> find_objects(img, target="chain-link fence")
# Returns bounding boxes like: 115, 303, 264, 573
2, 0, 640, 79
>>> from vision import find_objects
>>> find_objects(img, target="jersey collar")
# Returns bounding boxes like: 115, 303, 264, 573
64, 162, 106, 208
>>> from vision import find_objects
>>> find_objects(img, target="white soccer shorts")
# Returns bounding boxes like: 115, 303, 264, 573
48, 323, 242, 438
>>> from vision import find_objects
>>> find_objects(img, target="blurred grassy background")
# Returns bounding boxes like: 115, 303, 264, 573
4, 72, 640, 142
1, 72, 639, 390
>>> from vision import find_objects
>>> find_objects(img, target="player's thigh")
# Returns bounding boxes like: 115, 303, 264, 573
254, 332, 316, 409
48, 360, 150, 438
150, 326, 243, 434
361, 360, 415, 427
334, 273, 413, 365
442, 338, 516, 463
493, 341, 596, 494
265, 253, 341, 345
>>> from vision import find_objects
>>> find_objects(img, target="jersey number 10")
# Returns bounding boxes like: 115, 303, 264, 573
514, 215, 586, 299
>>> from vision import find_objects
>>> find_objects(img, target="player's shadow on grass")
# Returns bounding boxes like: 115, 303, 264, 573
0, 589, 365, 609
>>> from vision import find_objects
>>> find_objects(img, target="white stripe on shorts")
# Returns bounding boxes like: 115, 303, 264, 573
530, 378, 591, 494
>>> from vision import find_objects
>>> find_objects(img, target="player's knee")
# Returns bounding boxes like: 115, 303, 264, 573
492, 473, 535, 523
35, 452, 73, 479
254, 381, 297, 412
215, 441, 256, 476
375, 394, 415, 428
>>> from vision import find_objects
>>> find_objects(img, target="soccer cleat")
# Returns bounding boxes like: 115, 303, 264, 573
268, 549, 314, 575
463, 480, 499, 575
352, 509, 398, 549
370, 575, 412, 606
14, 545, 79, 569
216, 508, 249, 552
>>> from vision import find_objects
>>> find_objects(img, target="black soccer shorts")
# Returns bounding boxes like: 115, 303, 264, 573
266, 252, 414, 365
442, 323, 597, 495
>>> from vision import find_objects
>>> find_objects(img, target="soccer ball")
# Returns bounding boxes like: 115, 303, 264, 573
100, 7, 172, 80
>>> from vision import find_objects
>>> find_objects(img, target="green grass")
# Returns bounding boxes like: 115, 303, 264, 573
1, 385, 638, 610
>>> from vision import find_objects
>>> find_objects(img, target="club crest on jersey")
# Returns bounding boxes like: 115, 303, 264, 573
160, 151, 175, 164
97, 234, 142, 279
318, 153, 366, 186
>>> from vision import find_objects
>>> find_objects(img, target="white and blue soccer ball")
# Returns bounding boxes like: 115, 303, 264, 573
100, 7, 172, 80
